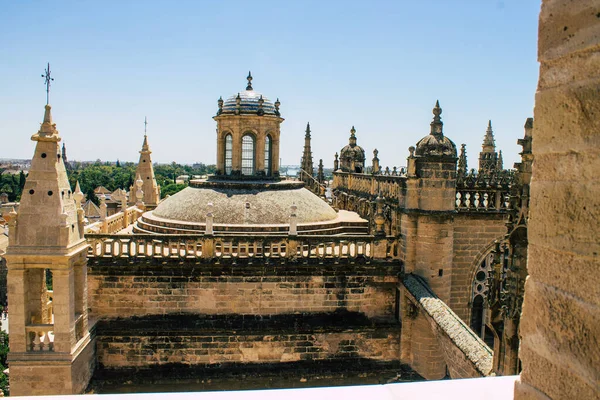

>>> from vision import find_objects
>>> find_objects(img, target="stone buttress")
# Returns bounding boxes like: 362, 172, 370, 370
399, 101, 458, 379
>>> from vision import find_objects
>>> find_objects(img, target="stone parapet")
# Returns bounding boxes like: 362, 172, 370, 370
401, 274, 493, 379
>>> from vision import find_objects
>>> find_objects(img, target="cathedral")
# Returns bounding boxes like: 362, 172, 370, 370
5, 72, 530, 395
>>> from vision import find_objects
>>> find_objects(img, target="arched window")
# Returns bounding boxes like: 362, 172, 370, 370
264, 135, 272, 176
225, 134, 233, 175
241, 134, 255, 175
470, 251, 495, 347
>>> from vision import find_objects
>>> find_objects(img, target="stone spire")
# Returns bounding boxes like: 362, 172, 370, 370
61, 142, 69, 169
479, 120, 499, 172
301, 122, 314, 181
9, 104, 82, 248
483, 120, 496, 151
5, 103, 94, 395
317, 159, 325, 184
135, 119, 160, 208
458, 144, 468, 176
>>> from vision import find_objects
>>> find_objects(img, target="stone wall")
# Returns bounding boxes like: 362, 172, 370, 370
515, 1, 600, 399
450, 213, 507, 321
88, 261, 400, 319
96, 314, 399, 368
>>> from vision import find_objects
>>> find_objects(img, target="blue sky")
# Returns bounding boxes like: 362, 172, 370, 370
0, 0, 540, 168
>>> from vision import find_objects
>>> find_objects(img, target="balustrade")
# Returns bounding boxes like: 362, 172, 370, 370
26, 325, 54, 352
455, 189, 510, 212
86, 234, 381, 261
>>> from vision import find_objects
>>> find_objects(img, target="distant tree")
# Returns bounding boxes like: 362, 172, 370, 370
0, 329, 9, 395
116, 159, 121, 168
19, 170, 26, 189
161, 183, 187, 197
86, 187, 99, 206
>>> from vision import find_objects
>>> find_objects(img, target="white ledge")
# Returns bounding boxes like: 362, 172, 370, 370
16, 375, 518, 400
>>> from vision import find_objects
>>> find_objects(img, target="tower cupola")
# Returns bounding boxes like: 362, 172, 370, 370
213, 73, 284, 179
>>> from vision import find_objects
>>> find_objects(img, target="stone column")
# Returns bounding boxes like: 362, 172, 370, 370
51, 268, 75, 353
216, 133, 225, 174
256, 131, 265, 174
7, 268, 27, 352
272, 136, 280, 175
515, 2, 600, 399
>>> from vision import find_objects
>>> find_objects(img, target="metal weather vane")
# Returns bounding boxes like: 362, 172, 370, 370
41, 63, 54, 105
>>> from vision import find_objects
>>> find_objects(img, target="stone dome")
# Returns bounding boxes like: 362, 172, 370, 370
151, 181, 337, 225
339, 126, 365, 173
415, 134, 457, 157
217, 72, 280, 117
220, 90, 278, 116
415, 100, 457, 158
340, 143, 366, 162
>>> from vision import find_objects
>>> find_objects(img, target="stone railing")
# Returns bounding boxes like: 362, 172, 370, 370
298, 168, 327, 198
333, 169, 514, 213
455, 169, 514, 213
85, 206, 144, 234
86, 234, 396, 262
26, 324, 54, 352
333, 171, 406, 203
455, 189, 511, 212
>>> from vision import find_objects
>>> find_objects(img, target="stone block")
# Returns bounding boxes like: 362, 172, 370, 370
532, 82, 600, 154
528, 180, 599, 256
527, 244, 599, 305
519, 279, 599, 388
518, 346, 598, 400
538, 0, 600, 61
539, 51, 600, 89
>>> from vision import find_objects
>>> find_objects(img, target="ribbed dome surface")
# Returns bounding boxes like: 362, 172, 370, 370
152, 182, 337, 225
221, 90, 277, 116
415, 134, 457, 157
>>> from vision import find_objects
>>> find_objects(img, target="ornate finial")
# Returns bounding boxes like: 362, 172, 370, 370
350, 126, 356, 137
274, 98, 280, 116
289, 203, 298, 236
144, 116, 148, 137
235, 93, 241, 115
206, 202, 214, 235
372, 149, 380, 174
334, 152, 339, 171
458, 144, 468, 176
257, 94, 264, 116
497, 150, 504, 171
74, 181, 84, 207
305, 122, 311, 137
41, 63, 54, 105
217, 96, 223, 115
246, 71, 253, 90
430, 100, 443, 137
